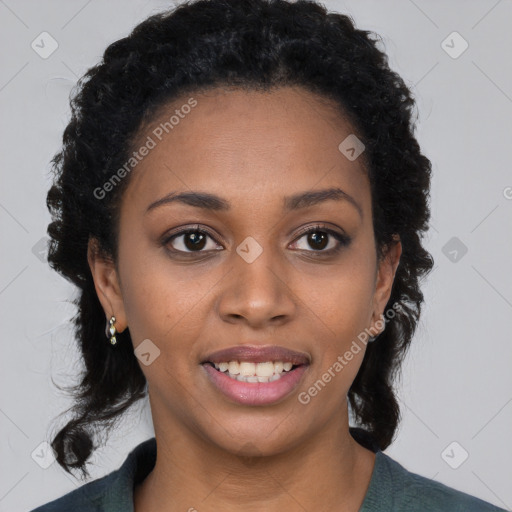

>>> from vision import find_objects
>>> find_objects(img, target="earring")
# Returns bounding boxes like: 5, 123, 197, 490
106, 316, 117, 345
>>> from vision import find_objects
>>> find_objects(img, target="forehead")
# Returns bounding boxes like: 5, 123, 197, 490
121, 86, 370, 215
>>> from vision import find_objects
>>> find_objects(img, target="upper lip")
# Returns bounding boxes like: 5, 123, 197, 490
203, 345, 311, 365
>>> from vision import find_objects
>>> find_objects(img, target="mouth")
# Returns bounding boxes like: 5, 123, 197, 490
200, 345, 310, 406
203, 360, 303, 383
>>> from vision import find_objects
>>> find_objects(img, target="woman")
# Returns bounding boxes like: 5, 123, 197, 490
31, 0, 506, 510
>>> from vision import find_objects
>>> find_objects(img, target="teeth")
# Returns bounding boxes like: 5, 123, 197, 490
228, 361, 240, 375
255, 361, 274, 377
235, 373, 282, 383
239, 362, 256, 376
210, 360, 297, 382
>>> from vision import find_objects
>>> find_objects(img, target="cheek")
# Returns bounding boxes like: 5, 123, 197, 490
292, 250, 376, 384
117, 239, 220, 355
298, 259, 376, 335
305, 286, 371, 386
298, 274, 374, 408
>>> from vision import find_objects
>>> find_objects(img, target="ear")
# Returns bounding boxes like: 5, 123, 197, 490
87, 237, 127, 333
370, 236, 402, 333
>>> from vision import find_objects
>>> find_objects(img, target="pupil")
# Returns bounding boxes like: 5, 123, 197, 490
185, 232, 206, 251
308, 232, 327, 250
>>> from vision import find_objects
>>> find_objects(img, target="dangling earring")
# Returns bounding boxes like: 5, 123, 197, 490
106, 316, 117, 345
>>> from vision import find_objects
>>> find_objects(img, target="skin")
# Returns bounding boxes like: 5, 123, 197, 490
88, 86, 402, 512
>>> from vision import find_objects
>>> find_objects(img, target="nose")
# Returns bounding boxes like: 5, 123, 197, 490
216, 243, 296, 329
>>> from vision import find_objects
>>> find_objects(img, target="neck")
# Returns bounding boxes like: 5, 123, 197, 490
134, 402, 376, 512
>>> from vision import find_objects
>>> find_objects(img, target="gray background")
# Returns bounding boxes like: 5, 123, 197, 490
1, 1, 511, 510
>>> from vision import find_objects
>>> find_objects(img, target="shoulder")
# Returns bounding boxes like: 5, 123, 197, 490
30, 437, 157, 512
365, 451, 507, 512
29, 470, 119, 511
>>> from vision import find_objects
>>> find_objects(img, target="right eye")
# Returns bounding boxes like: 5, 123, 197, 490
163, 226, 224, 254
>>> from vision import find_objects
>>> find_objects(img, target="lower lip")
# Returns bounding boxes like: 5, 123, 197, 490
202, 364, 308, 406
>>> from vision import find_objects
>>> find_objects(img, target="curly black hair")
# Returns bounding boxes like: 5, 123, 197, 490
46, 0, 434, 478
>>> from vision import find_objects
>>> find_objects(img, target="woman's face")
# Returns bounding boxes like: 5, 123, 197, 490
90, 86, 400, 456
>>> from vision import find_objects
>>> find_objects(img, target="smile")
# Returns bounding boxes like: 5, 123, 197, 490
201, 361, 309, 406
208, 360, 296, 383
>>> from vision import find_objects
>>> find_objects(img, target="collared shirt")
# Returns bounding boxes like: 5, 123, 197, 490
31, 436, 507, 511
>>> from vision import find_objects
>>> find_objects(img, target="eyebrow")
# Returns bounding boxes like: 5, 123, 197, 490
145, 187, 363, 218
284, 187, 363, 218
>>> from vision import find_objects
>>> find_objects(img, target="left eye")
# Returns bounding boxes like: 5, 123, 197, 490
290, 227, 349, 252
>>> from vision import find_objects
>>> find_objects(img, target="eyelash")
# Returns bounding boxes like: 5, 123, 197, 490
162, 224, 351, 257
293, 224, 351, 255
